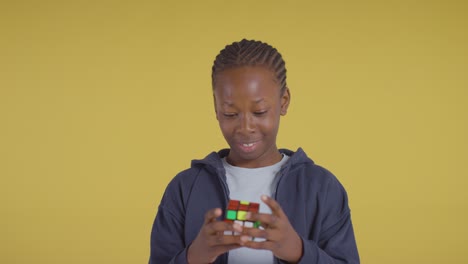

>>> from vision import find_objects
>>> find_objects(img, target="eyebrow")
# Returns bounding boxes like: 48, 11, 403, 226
223, 98, 265, 106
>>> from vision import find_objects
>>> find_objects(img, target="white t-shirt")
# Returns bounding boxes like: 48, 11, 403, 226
222, 154, 289, 264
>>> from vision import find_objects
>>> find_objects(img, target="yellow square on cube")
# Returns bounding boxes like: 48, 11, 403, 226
240, 201, 249, 205
237, 210, 247, 220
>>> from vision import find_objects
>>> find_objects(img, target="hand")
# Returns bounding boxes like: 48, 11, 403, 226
187, 208, 244, 264
240, 195, 303, 263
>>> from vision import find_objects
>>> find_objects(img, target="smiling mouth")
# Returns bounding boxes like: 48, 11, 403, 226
237, 141, 260, 153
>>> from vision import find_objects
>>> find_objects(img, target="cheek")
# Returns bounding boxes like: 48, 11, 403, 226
258, 115, 280, 134
218, 120, 233, 136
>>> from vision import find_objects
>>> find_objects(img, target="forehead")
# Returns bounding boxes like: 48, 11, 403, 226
214, 66, 280, 103
213, 66, 280, 100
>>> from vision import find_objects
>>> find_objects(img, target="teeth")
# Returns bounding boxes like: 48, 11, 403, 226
243, 143, 254, 147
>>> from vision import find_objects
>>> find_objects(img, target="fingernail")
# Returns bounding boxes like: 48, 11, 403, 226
240, 235, 249, 242
261, 195, 268, 201
246, 212, 251, 219
233, 223, 243, 232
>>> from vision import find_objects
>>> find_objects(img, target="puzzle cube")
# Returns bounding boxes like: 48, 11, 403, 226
224, 200, 261, 236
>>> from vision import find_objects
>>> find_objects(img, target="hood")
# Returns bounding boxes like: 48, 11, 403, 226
191, 148, 314, 171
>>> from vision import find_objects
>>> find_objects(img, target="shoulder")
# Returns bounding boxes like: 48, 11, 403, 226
167, 166, 203, 189
158, 167, 202, 207
166, 149, 225, 187
160, 150, 225, 205
285, 148, 350, 206
284, 148, 342, 187
306, 163, 345, 194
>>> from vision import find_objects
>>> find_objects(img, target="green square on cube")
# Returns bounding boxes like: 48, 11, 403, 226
254, 221, 261, 228
226, 210, 237, 220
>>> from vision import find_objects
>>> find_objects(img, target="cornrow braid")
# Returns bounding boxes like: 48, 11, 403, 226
212, 39, 287, 93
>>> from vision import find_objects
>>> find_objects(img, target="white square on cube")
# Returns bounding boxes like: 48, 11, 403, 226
244, 221, 253, 228
234, 220, 243, 235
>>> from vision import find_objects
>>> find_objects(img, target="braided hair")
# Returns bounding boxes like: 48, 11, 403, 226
212, 39, 287, 93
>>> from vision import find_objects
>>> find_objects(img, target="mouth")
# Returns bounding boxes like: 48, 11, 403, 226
237, 141, 260, 153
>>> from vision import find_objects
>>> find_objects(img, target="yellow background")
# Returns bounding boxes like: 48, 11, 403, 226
1, 0, 467, 263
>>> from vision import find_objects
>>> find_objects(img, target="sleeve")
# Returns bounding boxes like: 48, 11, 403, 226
149, 176, 191, 264
296, 213, 359, 264
149, 205, 189, 264
282, 173, 360, 264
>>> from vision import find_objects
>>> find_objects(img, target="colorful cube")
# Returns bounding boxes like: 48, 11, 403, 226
224, 200, 261, 237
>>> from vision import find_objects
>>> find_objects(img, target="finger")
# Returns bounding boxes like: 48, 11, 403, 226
241, 239, 280, 251
206, 221, 243, 235
246, 212, 280, 228
204, 208, 222, 224
207, 233, 244, 247
212, 243, 243, 255
261, 195, 285, 217
241, 227, 281, 241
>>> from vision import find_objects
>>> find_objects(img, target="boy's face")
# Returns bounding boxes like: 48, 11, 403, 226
213, 66, 290, 168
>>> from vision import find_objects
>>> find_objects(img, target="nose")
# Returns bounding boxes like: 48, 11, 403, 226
239, 113, 255, 134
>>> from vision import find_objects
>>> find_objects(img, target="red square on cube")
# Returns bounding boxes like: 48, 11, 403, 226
249, 203, 259, 213
227, 200, 239, 210
224, 199, 261, 240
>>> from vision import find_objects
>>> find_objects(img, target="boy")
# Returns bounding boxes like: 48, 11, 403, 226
149, 39, 360, 264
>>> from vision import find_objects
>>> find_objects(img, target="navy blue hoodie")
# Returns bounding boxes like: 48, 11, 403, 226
149, 148, 360, 263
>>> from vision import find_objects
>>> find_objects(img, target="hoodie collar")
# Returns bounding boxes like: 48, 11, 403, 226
191, 147, 313, 170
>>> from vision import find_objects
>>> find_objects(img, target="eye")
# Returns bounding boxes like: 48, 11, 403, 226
223, 113, 237, 118
254, 110, 267, 116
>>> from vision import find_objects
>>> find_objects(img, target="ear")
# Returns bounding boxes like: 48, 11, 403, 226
213, 92, 219, 120
280, 88, 290, 116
